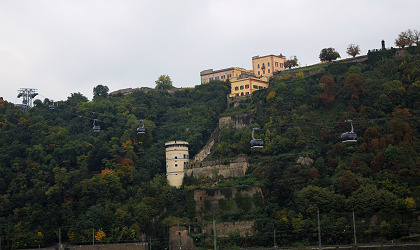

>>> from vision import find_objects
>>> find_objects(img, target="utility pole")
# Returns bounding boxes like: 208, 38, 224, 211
177, 220, 181, 250
59, 228, 61, 250
92, 227, 95, 250
352, 210, 357, 246
213, 219, 217, 250
274, 229, 277, 247
317, 209, 322, 249
149, 236, 152, 250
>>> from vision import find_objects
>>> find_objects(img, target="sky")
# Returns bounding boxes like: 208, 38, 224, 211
1, 0, 419, 103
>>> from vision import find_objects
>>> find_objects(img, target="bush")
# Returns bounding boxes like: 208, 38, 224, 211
296, 72, 305, 79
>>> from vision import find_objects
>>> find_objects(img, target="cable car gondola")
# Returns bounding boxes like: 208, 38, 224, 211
341, 119, 357, 143
137, 120, 145, 134
250, 128, 264, 148
93, 119, 100, 133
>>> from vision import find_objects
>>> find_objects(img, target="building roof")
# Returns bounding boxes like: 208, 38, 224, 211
165, 140, 189, 147
200, 67, 248, 76
252, 54, 285, 60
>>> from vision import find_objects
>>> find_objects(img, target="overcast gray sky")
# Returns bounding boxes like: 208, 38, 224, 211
1, 0, 419, 103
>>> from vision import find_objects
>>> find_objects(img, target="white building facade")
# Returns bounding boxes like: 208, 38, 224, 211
165, 141, 189, 188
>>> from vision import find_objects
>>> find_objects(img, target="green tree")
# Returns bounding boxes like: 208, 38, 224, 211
285, 56, 299, 69
319, 48, 341, 62
93, 85, 109, 98
155, 75, 174, 90
346, 44, 360, 57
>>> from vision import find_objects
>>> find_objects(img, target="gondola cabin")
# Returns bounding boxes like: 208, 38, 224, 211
93, 119, 100, 133
250, 128, 264, 149
250, 139, 264, 148
341, 119, 357, 143
137, 127, 146, 134
341, 132, 357, 143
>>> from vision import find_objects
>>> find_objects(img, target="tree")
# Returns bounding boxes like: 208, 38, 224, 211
93, 85, 109, 98
343, 73, 366, 99
413, 29, 420, 45
316, 75, 337, 107
285, 56, 299, 69
319, 48, 340, 62
395, 30, 415, 48
346, 44, 360, 57
155, 75, 174, 90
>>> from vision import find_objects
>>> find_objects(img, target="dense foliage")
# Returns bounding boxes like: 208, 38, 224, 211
204, 47, 420, 248
0, 46, 420, 249
0, 82, 229, 248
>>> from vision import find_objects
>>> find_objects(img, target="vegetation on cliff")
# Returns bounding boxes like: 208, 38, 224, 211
0, 46, 419, 248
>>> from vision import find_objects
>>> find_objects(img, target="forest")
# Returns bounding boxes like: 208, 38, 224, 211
0, 45, 419, 249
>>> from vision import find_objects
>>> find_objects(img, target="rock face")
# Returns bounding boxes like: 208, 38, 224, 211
218, 113, 254, 129
296, 156, 314, 166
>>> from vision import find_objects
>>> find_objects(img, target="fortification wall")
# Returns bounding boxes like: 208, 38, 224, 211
168, 225, 198, 250
202, 221, 255, 237
194, 186, 263, 215
187, 155, 248, 179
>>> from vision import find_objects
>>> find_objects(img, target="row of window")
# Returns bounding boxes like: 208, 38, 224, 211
207, 73, 234, 82
234, 84, 265, 91
235, 92, 250, 96
167, 161, 188, 168
167, 154, 189, 160
257, 69, 271, 75
257, 62, 284, 68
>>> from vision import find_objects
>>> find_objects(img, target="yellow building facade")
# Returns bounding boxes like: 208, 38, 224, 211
230, 77, 269, 97
200, 54, 285, 96
200, 67, 252, 84
252, 54, 286, 78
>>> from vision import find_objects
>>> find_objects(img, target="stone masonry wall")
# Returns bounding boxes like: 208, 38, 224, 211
202, 221, 255, 237
186, 156, 248, 179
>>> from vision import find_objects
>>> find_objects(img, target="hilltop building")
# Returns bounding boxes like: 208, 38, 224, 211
165, 141, 189, 188
200, 54, 286, 97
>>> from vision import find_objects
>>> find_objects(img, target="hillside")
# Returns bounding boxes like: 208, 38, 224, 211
0, 46, 420, 249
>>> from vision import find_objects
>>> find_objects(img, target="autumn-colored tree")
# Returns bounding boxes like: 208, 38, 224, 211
395, 29, 415, 48
308, 167, 320, 179
95, 228, 106, 241
371, 152, 386, 172
346, 44, 361, 57
339, 171, 358, 197
388, 108, 414, 144
343, 73, 367, 99
316, 75, 337, 107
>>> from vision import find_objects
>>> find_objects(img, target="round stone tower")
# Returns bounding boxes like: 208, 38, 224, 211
165, 140, 189, 188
